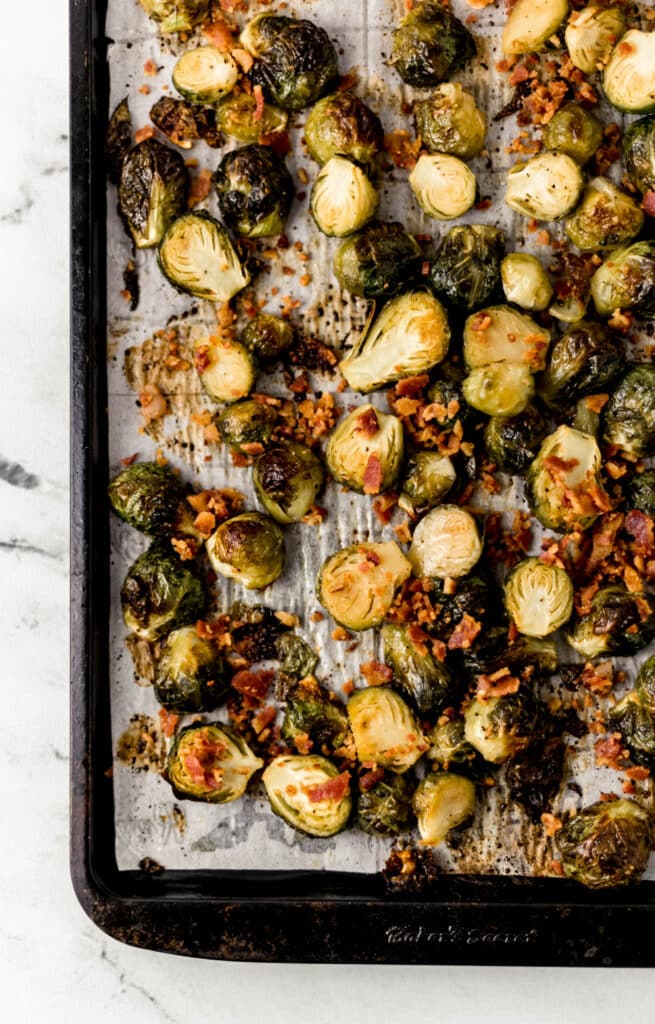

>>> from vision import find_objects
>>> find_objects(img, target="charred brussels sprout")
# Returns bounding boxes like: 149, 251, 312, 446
333, 222, 423, 300
426, 378, 473, 431
325, 405, 403, 495
106, 98, 132, 184
567, 585, 655, 659
304, 92, 383, 166
430, 575, 492, 645
154, 626, 229, 712
195, 335, 257, 404
429, 225, 504, 312
603, 365, 655, 458
214, 144, 294, 238
623, 116, 655, 195
527, 425, 609, 532
281, 677, 349, 752
541, 103, 603, 165
409, 154, 477, 221
139, 0, 208, 35
263, 755, 352, 836
408, 505, 482, 580
565, 178, 644, 252
118, 139, 188, 249
392, 1, 475, 88
318, 542, 412, 631
243, 14, 339, 112
627, 471, 655, 516
591, 242, 655, 319
483, 405, 547, 475
121, 542, 205, 640
167, 723, 263, 803
159, 212, 250, 302
463, 361, 535, 417
603, 30, 655, 114
464, 691, 541, 765
242, 313, 294, 362
348, 687, 428, 773
463, 306, 550, 372
215, 92, 288, 144
310, 156, 378, 237
172, 46, 239, 104
414, 84, 486, 159
206, 512, 284, 590
461, 629, 557, 680
216, 399, 277, 452
253, 441, 324, 523
506, 151, 584, 221
382, 622, 455, 716
555, 799, 653, 889
357, 772, 415, 837
565, 5, 626, 75
108, 462, 198, 538
276, 632, 319, 692
413, 772, 476, 845
428, 720, 483, 776
149, 97, 222, 150
501, 253, 553, 312
504, 558, 574, 638
398, 451, 456, 518
502, 0, 568, 55
539, 321, 624, 410
609, 692, 655, 770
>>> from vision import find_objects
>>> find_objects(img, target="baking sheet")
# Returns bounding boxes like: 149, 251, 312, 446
106, 0, 655, 874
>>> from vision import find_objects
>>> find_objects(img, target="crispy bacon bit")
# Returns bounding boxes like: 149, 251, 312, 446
580, 660, 614, 695
171, 536, 197, 561
541, 812, 562, 836
135, 125, 155, 144
252, 84, 265, 122
231, 668, 275, 705
138, 383, 168, 423
373, 492, 397, 525
360, 767, 385, 792
158, 707, 180, 738
259, 129, 291, 155
120, 453, 138, 467
143, 59, 158, 76
355, 406, 380, 437
232, 47, 254, 73
625, 510, 655, 556
363, 454, 384, 495
196, 616, 232, 647
447, 613, 482, 651
476, 667, 521, 699
626, 765, 651, 782
584, 393, 609, 415
252, 704, 277, 735
543, 454, 580, 475
188, 167, 213, 208
202, 18, 235, 51
193, 510, 216, 537
360, 661, 393, 686
394, 521, 412, 544
383, 130, 421, 169
396, 374, 430, 397
305, 771, 350, 804
594, 733, 625, 771
293, 732, 313, 755
332, 627, 351, 642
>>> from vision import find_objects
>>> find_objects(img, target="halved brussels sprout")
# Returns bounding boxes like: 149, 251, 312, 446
541, 103, 603, 165
310, 156, 378, 237
281, 677, 349, 753
501, 253, 553, 312
215, 92, 288, 144
243, 14, 339, 112
173, 46, 239, 103
149, 97, 223, 151
253, 441, 324, 523
627, 471, 655, 516
408, 505, 482, 580
506, 152, 584, 222
428, 720, 483, 776
464, 691, 540, 765
412, 772, 476, 845
565, 178, 644, 252
463, 305, 550, 372
206, 512, 285, 590
429, 225, 504, 312
463, 361, 535, 417
483, 405, 547, 475
276, 632, 319, 694
121, 541, 205, 641
504, 558, 574, 638
167, 723, 263, 803
138, 0, 208, 35
304, 91, 383, 166
623, 116, 655, 195
347, 687, 428, 773
108, 462, 198, 538
527, 425, 609, 532
603, 30, 655, 114
263, 755, 352, 836
398, 451, 456, 518
462, 628, 557, 680
567, 585, 655, 659
414, 83, 486, 159
357, 772, 415, 837
539, 321, 624, 410
317, 541, 412, 631
502, 0, 569, 56
409, 153, 477, 221
591, 242, 655, 319
603, 365, 655, 459
555, 799, 653, 889
118, 139, 188, 249
325, 405, 403, 495
565, 5, 626, 74
216, 399, 277, 452
154, 625, 229, 712
340, 291, 450, 393
333, 222, 423, 300
214, 144, 294, 239
159, 212, 250, 302
242, 313, 293, 363
382, 622, 455, 716
195, 335, 257, 404
391, 1, 475, 87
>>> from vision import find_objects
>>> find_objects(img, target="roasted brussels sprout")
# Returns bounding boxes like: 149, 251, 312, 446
230, 601, 289, 661
627, 471, 655, 516
325, 405, 403, 495
591, 242, 655, 319
154, 625, 229, 712
214, 144, 294, 239
504, 558, 574, 638
106, 98, 132, 184
118, 139, 188, 249
382, 622, 455, 716
413, 772, 476, 845
391, 1, 475, 88
527, 425, 609, 532
506, 151, 584, 221
304, 91, 383, 166
565, 5, 626, 75
555, 799, 653, 889
609, 691, 655, 769
541, 103, 604, 165
159, 212, 250, 302
108, 462, 198, 538
347, 687, 428, 773
172, 46, 239, 104
428, 720, 483, 776
603, 365, 655, 458
340, 291, 450, 393
463, 361, 535, 417
216, 399, 277, 452
429, 225, 504, 312
409, 154, 477, 221
603, 30, 655, 114
333, 222, 423, 300
398, 451, 456, 518
461, 629, 558, 680
310, 156, 378, 237
408, 505, 482, 580
263, 755, 352, 836
430, 575, 493, 646
138, 0, 208, 35
167, 723, 263, 803
623, 116, 655, 195
464, 691, 540, 765
195, 335, 257, 404
463, 305, 550, 372
215, 92, 288, 144
565, 178, 644, 252
484, 405, 547, 475
356, 772, 415, 837
276, 632, 319, 692
253, 441, 324, 523
426, 377, 474, 431
121, 541, 205, 640
501, 253, 553, 313
206, 512, 285, 590
567, 585, 655, 659
243, 14, 339, 111
317, 542, 412, 631
149, 96, 223, 150
539, 321, 624, 411
241, 313, 293, 363
414, 84, 486, 159
281, 676, 349, 753
502, 0, 568, 56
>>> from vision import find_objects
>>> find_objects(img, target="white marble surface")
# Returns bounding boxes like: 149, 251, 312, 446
4, 0, 655, 1018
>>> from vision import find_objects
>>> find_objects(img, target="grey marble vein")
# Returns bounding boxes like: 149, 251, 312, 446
0, 538, 63, 560
0, 456, 40, 490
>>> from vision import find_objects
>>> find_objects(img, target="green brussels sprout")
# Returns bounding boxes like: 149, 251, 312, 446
310, 156, 378, 237
412, 771, 476, 845
603, 30, 655, 114
501, 253, 553, 312
304, 91, 383, 166
167, 723, 263, 803
391, 1, 475, 87
281, 676, 349, 752
138, 0, 208, 35
243, 14, 339, 112
118, 139, 188, 249
409, 154, 477, 221
623, 116, 655, 195
347, 687, 428, 773
149, 96, 224, 151
408, 505, 482, 580
565, 178, 644, 252
340, 291, 450, 393
398, 451, 456, 518
567, 585, 655, 659
627, 471, 655, 515
539, 321, 624, 410
414, 83, 486, 159
591, 242, 655, 319
609, 689, 655, 769
333, 222, 423, 300
120, 541, 205, 640
275, 632, 319, 691
253, 441, 324, 523
463, 305, 550, 372
429, 225, 504, 312
426, 377, 474, 431
154, 625, 229, 712
574, 391, 607, 438
356, 771, 415, 837
603, 365, 655, 458
565, 5, 626, 75
555, 798, 653, 889
461, 628, 558, 680
502, 0, 569, 56
262, 755, 352, 836
382, 622, 455, 716
504, 557, 574, 638
527, 425, 609, 532
159, 212, 250, 302
172, 46, 239, 104
108, 462, 199, 538
636, 655, 655, 709
428, 720, 483, 776
483, 405, 547, 475
463, 361, 535, 417
216, 399, 277, 452
325, 404, 403, 495
430, 576, 493, 646
505, 151, 584, 221
541, 103, 604, 165
195, 334, 257, 404
106, 98, 132, 185
317, 541, 412, 631
241, 313, 294, 363
206, 512, 285, 590
214, 144, 294, 239
215, 92, 288, 144
464, 691, 541, 765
